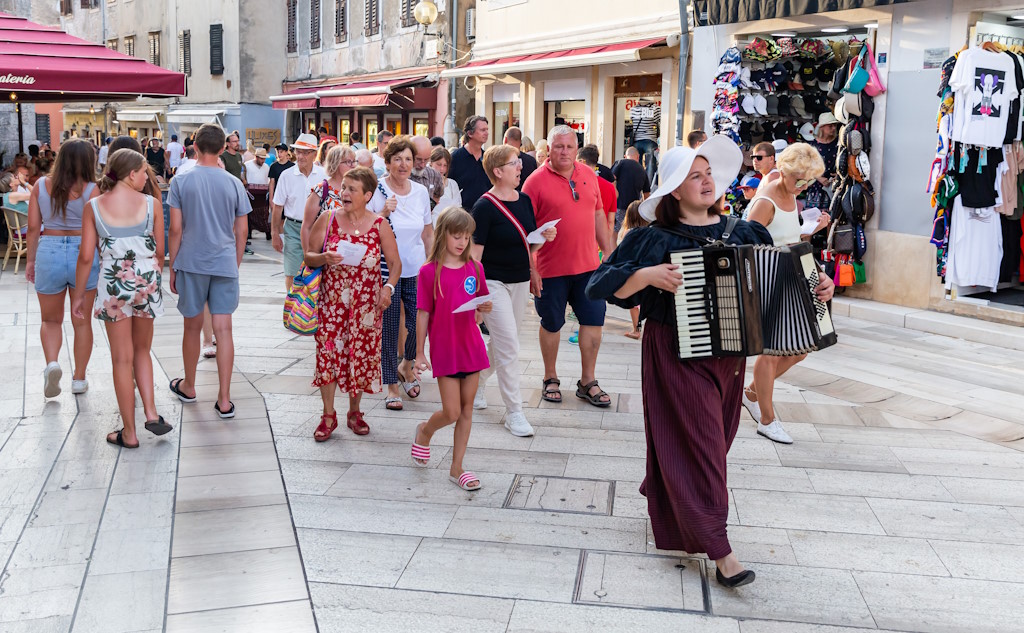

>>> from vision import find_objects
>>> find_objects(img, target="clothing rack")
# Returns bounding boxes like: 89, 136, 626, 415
975, 32, 1024, 46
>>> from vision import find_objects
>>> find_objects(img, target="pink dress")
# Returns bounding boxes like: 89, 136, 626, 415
416, 261, 490, 377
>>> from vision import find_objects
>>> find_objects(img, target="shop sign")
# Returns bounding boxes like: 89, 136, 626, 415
923, 48, 949, 70
0, 73, 35, 85
625, 98, 662, 112
247, 128, 281, 146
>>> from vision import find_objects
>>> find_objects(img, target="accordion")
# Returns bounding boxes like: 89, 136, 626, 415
669, 241, 837, 359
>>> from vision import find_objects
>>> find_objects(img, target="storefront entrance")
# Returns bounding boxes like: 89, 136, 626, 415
613, 74, 664, 161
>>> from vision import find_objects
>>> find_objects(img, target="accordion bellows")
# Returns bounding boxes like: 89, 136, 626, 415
669, 241, 837, 359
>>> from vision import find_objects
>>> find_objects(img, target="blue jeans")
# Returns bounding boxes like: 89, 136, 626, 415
634, 138, 659, 186
35, 235, 100, 295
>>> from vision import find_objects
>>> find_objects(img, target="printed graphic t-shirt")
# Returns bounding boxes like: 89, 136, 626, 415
417, 261, 491, 377
950, 48, 1021, 147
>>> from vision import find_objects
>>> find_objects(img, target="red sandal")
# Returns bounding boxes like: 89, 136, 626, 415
347, 411, 370, 436
314, 412, 338, 442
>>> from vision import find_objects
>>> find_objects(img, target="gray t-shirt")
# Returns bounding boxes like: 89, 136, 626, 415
168, 166, 252, 278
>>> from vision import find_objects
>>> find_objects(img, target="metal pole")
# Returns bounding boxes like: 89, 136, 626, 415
17, 102, 24, 153
676, 0, 690, 147
447, 0, 459, 145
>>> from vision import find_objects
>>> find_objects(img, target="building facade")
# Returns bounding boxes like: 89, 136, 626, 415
444, 0, 686, 165
273, 0, 475, 146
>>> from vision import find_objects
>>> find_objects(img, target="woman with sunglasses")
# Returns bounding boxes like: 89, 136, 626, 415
743, 142, 829, 445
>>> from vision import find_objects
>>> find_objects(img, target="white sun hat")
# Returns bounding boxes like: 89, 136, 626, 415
638, 135, 743, 222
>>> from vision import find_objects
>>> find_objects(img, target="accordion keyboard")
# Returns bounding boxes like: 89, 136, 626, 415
670, 250, 713, 358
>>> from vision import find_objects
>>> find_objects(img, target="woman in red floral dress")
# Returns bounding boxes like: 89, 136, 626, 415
305, 167, 401, 440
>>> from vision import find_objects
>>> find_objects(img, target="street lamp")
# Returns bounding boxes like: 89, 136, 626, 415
414, 1, 439, 26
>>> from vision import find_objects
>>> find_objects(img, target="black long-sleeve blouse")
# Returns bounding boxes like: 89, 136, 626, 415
586, 216, 773, 326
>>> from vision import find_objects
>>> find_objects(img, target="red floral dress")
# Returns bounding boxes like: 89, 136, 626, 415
313, 214, 384, 393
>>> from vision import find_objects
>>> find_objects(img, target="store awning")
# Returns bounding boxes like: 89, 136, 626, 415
0, 12, 186, 102
271, 75, 435, 109
694, 0, 913, 26
166, 109, 225, 124
441, 38, 667, 79
113, 109, 164, 123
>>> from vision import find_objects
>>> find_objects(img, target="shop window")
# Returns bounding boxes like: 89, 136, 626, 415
339, 119, 351, 144
148, 32, 161, 66
124, 36, 135, 57
413, 117, 430, 137
613, 74, 663, 161
60, 0, 73, 15
493, 101, 520, 141
80, 0, 98, 8
210, 24, 224, 75
287, 0, 298, 53
335, 0, 347, 43
365, 119, 379, 149
365, 0, 380, 37
178, 30, 192, 76
545, 100, 586, 146
311, 0, 321, 49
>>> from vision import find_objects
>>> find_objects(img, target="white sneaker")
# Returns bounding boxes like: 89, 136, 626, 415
473, 391, 487, 410
757, 418, 794, 444
43, 362, 62, 398
741, 390, 761, 424
71, 379, 88, 394
504, 412, 535, 437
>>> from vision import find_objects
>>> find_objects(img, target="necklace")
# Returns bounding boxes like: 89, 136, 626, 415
339, 212, 370, 236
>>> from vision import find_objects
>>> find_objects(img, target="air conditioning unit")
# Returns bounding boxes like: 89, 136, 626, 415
465, 8, 476, 40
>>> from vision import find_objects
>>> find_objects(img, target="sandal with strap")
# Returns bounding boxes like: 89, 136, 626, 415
385, 396, 404, 411
541, 378, 562, 403
106, 429, 139, 449
314, 412, 338, 442
347, 411, 370, 436
576, 380, 612, 408
450, 471, 481, 491
397, 370, 421, 399
411, 423, 430, 467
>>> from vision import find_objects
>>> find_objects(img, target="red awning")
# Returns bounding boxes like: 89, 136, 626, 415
271, 76, 431, 109
442, 37, 667, 78
0, 12, 185, 102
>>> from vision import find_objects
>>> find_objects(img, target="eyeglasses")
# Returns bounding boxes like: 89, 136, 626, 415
340, 159, 356, 166
501, 158, 523, 169
751, 155, 768, 161
568, 179, 579, 202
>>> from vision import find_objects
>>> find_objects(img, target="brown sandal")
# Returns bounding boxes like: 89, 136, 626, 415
575, 380, 611, 408
541, 378, 562, 403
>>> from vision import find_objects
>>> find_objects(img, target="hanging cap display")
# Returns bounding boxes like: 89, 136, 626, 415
799, 122, 816, 141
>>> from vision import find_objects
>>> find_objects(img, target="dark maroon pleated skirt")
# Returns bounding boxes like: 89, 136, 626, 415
640, 318, 744, 560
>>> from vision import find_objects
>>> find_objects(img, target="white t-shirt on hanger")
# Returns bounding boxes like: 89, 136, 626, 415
945, 198, 1003, 292
950, 47, 1020, 147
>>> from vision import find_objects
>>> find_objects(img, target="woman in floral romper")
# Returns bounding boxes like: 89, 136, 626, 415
305, 167, 401, 441
72, 148, 171, 449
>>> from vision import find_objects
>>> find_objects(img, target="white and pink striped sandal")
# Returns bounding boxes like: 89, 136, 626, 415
450, 471, 481, 491
411, 425, 430, 467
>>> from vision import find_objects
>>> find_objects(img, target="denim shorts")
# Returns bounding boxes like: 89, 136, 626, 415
34, 235, 100, 295
533, 270, 606, 332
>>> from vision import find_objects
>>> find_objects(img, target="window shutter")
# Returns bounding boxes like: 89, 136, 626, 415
335, 0, 347, 43
210, 24, 224, 75
60, 0, 73, 15
107, 39, 118, 52
124, 36, 135, 57
80, 0, 91, 8
401, 0, 415, 27
178, 30, 192, 76
310, 0, 321, 48
287, 0, 298, 53
148, 32, 160, 66
365, 0, 379, 36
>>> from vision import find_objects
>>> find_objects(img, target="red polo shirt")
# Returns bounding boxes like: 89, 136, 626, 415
522, 160, 602, 278
596, 172, 617, 218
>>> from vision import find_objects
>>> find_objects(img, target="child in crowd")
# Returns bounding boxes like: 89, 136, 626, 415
72, 148, 171, 448
410, 208, 492, 491
617, 200, 648, 340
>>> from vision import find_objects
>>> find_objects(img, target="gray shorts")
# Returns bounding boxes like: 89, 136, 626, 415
175, 270, 240, 318
283, 218, 304, 277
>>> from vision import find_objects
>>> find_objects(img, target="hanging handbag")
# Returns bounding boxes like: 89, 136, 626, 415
863, 42, 887, 97
837, 262, 856, 286
853, 260, 867, 284
282, 201, 334, 335
830, 223, 856, 254
844, 47, 870, 94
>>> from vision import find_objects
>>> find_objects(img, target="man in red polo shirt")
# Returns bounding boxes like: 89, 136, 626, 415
522, 126, 614, 408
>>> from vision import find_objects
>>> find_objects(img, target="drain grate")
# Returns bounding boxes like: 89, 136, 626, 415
573, 550, 710, 614
503, 475, 614, 516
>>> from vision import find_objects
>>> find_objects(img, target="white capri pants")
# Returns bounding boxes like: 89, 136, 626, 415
479, 279, 529, 413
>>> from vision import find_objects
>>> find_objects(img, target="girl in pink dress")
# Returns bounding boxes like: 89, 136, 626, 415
410, 208, 492, 491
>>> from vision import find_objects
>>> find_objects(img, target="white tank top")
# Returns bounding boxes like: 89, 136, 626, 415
750, 195, 801, 246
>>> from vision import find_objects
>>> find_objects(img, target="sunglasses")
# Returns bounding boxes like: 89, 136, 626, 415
568, 179, 579, 202
751, 155, 768, 161
794, 178, 812, 189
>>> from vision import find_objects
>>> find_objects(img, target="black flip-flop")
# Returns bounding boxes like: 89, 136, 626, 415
214, 401, 235, 419
144, 415, 174, 436
169, 378, 197, 403
106, 429, 139, 449
541, 378, 562, 403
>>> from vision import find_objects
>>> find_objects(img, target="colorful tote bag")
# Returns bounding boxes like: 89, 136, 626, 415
283, 208, 334, 335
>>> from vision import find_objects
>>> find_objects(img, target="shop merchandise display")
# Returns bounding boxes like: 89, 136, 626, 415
929, 41, 1024, 293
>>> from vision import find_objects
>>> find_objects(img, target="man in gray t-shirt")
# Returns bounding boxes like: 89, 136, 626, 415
167, 123, 251, 419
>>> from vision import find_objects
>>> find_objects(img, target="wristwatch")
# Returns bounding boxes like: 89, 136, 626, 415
384, 282, 396, 294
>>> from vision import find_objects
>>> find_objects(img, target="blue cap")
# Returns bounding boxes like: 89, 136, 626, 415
105, 137, 112, 143
739, 173, 761, 189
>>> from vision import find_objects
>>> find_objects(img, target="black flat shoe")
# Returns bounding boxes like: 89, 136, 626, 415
716, 568, 755, 588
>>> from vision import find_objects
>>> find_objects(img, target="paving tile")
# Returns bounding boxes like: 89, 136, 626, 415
0, 586, 78, 624
0, 467, 50, 505
167, 546, 308, 614
563, 454, 644, 481
325, 463, 515, 507
0, 616, 73, 633
731, 489, 885, 535
575, 551, 705, 611
813, 425, 935, 448
708, 561, 874, 627
279, 458, 351, 495
787, 530, 948, 575
165, 600, 318, 633
72, 569, 166, 633
179, 419, 274, 447
275, 435, 453, 468
854, 570, 1024, 633
309, 583, 513, 633
100, 491, 174, 531
506, 475, 613, 514
172, 504, 294, 558
738, 623, 903, 633
89, 526, 171, 575
177, 441, 280, 477
776, 442, 907, 474
175, 469, 286, 513
927, 540, 1024, 581
0, 564, 86, 600
937, 476, 1024, 506
297, 528, 421, 587
43, 459, 116, 493
445, 505, 647, 552
611, 480, 647, 518
395, 537, 579, 601
28, 488, 107, 527
728, 437, 783, 466
725, 525, 798, 565
507, 600, 739, 632
805, 469, 954, 502
108, 458, 177, 494
290, 493, 458, 537
728, 464, 815, 493
437, 446, 569, 476
867, 497, 1024, 544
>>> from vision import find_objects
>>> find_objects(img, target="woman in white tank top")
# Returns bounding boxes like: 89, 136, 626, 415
742, 143, 828, 445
